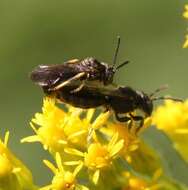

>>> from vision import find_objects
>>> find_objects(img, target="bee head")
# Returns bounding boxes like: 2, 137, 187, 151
136, 91, 153, 116
138, 85, 183, 116
104, 66, 116, 85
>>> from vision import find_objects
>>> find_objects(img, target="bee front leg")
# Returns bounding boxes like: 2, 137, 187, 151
115, 113, 131, 122
129, 113, 144, 133
115, 113, 133, 130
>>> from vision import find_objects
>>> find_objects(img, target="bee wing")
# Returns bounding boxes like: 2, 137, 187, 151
30, 64, 80, 87
80, 83, 124, 97
81, 84, 135, 101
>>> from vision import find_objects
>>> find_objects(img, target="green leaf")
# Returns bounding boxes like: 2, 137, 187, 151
141, 126, 188, 187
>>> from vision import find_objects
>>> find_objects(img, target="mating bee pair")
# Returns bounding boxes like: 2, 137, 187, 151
31, 37, 181, 129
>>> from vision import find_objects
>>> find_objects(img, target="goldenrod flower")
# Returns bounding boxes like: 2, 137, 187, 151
40, 152, 88, 190
22, 98, 110, 154
183, 5, 188, 19
21, 94, 188, 190
123, 168, 162, 190
183, 5, 188, 48
0, 132, 36, 190
183, 35, 188, 48
22, 98, 91, 152
100, 122, 139, 162
152, 100, 188, 162
64, 133, 124, 184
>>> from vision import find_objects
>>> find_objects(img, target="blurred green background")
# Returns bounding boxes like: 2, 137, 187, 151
0, 0, 188, 186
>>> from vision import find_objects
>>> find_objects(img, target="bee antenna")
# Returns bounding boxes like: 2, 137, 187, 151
152, 96, 183, 102
112, 36, 121, 67
115, 60, 129, 70
150, 84, 169, 97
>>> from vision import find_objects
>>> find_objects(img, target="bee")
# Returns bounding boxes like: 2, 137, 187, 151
30, 36, 129, 93
45, 84, 182, 131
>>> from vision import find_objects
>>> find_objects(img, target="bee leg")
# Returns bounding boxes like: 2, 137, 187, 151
135, 118, 144, 134
103, 108, 109, 113
102, 104, 110, 113
51, 72, 86, 91
127, 119, 133, 130
115, 113, 131, 122
111, 82, 118, 87
129, 113, 144, 133
70, 82, 85, 93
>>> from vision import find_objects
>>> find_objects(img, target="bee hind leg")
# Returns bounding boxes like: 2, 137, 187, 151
50, 72, 86, 91
70, 82, 85, 93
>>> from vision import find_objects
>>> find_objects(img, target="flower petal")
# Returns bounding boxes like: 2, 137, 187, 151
64, 148, 84, 157
92, 169, 100, 185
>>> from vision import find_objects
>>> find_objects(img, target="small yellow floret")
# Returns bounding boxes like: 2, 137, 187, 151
183, 5, 188, 19
0, 132, 35, 190
128, 177, 147, 189
41, 152, 87, 190
51, 171, 76, 190
183, 5, 188, 48
101, 122, 139, 161
84, 133, 124, 170
152, 100, 188, 162
123, 169, 162, 190
183, 35, 188, 48
0, 154, 13, 177
84, 143, 109, 169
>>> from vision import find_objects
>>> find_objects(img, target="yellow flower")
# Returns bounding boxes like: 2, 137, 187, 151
183, 5, 188, 19
183, 35, 188, 48
0, 132, 36, 190
22, 98, 98, 153
40, 152, 88, 190
123, 169, 162, 190
183, 5, 188, 48
152, 100, 188, 162
100, 122, 139, 163
64, 133, 124, 184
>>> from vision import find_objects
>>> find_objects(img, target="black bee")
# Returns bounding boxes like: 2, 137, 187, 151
44, 84, 182, 131
30, 36, 129, 93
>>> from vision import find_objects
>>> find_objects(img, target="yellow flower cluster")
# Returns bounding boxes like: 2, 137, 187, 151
183, 5, 188, 48
21, 97, 180, 190
2, 95, 188, 189
22, 98, 142, 189
152, 100, 188, 162
0, 132, 36, 190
